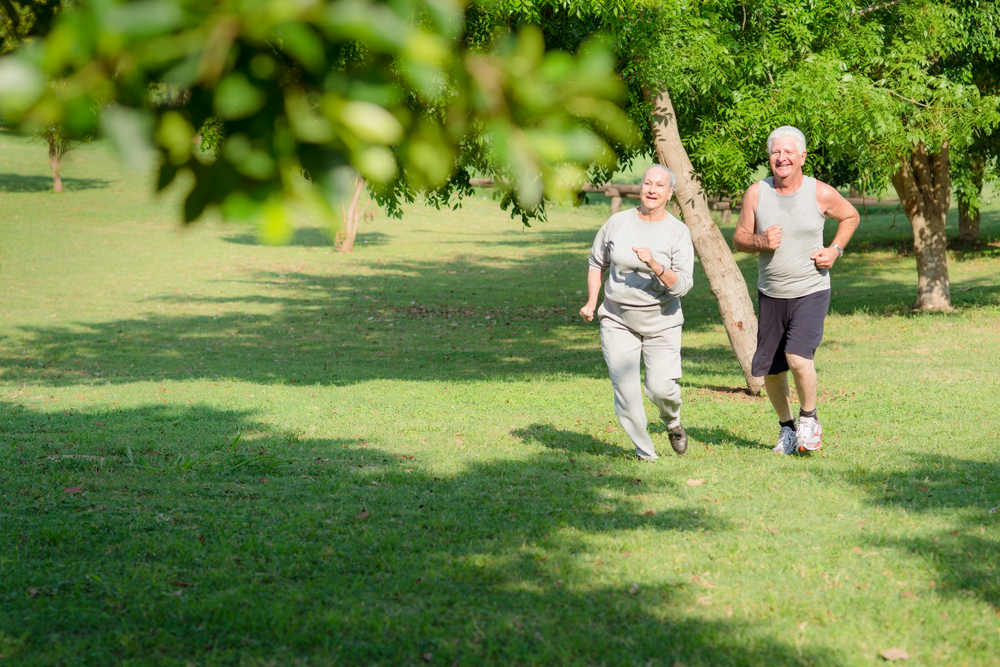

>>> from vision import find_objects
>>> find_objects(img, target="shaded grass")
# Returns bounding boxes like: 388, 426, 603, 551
1, 132, 999, 665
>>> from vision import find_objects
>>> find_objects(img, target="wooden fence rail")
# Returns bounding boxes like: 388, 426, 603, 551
468, 178, 897, 221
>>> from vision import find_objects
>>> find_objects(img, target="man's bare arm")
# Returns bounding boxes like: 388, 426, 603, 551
810, 182, 861, 270
817, 182, 860, 249
733, 182, 780, 252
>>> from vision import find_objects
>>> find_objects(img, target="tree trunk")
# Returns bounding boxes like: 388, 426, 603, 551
644, 87, 763, 395
957, 158, 983, 243
337, 176, 366, 253
48, 137, 64, 194
890, 143, 953, 312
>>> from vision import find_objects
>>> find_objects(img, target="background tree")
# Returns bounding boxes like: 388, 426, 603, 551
337, 174, 368, 253
946, 0, 1000, 244
3, 1, 91, 192
697, 0, 1000, 312
952, 142, 997, 243
39, 122, 75, 191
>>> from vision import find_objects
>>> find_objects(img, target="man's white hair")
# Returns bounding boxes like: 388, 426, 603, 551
767, 126, 807, 154
645, 164, 676, 189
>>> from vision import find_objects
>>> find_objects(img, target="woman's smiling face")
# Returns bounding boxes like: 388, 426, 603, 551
639, 167, 673, 214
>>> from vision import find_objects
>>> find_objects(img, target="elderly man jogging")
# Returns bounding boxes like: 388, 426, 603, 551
733, 126, 860, 454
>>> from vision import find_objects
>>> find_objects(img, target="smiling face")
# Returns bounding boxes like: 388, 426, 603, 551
639, 167, 673, 216
769, 136, 807, 182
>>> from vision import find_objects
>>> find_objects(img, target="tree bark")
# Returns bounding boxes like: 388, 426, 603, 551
890, 143, 953, 311
957, 158, 983, 243
48, 137, 64, 194
644, 87, 763, 394
337, 176, 366, 253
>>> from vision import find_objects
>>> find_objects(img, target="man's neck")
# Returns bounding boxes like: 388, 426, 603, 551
772, 171, 806, 195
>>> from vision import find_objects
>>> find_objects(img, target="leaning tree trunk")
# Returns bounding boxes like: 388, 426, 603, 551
645, 87, 764, 395
890, 143, 953, 312
957, 158, 983, 243
337, 176, 367, 253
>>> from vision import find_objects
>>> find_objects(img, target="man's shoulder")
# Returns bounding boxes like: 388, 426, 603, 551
812, 178, 845, 203
811, 178, 837, 194
741, 180, 766, 210
743, 179, 767, 196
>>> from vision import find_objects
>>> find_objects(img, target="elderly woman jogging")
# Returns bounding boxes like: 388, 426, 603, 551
580, 165, 695, 461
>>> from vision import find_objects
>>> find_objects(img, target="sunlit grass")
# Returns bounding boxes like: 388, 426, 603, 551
2, 130, 999, 666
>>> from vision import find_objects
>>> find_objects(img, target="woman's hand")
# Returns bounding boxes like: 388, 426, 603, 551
632, 246, 655, 269
581, 268, 603, 322
633, 246, 677, 288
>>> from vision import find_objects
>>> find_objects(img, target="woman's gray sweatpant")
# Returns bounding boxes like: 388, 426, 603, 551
599, 305, 682, 459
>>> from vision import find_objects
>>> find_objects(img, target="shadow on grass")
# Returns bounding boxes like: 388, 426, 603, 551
684, 426, 768, 451
4, 224, 999, 392
472, 226, 598, 249
0, 172, 112, 193
841, 452, 1000, 610
223, 228, 393, 248
511, 423, 625, 459
0, 400, 841, 666
0, 247, 679, 389
950, 236, 1000, 262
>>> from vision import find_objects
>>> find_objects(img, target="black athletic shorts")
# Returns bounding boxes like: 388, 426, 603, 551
751, 289, 831, 377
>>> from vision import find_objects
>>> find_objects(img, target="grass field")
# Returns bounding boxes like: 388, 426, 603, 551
2, 130, 999, 666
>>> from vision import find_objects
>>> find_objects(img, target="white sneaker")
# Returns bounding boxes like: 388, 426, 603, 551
772, 425, 796, 455
795, 416, 822, 451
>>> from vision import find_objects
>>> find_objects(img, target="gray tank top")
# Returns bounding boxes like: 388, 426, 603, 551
755, 176, 830, 298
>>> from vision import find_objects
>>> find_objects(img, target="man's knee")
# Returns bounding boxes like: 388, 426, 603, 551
785, 353, 815, 375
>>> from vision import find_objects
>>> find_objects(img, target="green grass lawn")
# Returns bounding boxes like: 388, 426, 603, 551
2, 130, 999, 666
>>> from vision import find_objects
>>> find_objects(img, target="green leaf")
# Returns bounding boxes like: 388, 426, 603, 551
0, 57, 46, 117
338, 100, 404, 144
155, 111, 196, 164
214, 72, 267, 121
106, 0, 186, 38
258, 200, 294, 245
274, 21, 327, 74
355, 146, 397, 183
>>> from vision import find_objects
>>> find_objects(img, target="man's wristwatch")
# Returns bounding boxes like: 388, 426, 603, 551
832, 244, 844, 257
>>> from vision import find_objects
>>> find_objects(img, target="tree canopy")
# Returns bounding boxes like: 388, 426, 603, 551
483, 0, 1000, 311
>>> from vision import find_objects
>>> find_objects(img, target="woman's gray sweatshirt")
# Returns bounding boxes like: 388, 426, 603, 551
588, 208, 694, 326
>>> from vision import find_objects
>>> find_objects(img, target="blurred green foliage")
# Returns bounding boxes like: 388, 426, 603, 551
0, 0, 638, 229
0, 0, 67, 54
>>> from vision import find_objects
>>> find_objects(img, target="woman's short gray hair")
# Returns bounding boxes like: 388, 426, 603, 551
767, 126, 807, 154
645, 164, 676, 189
